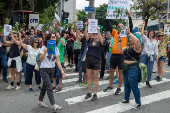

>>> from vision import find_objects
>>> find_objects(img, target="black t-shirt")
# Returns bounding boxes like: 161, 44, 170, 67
86, 38, 102, 60
80, 35, 88, 54
0, 35, 9, 54
101, 40, 109, 57
9, 43, 20, 58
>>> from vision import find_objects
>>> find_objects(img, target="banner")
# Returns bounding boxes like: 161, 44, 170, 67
47, 40, 56, 54
29, 14, 39, 28
4, 24, 12, 36
76, 21, 83, 28
55, 13, 60, 23
106, 0, 132, 19
36, 24, 43, 31
88, 19, 98, 33
164, 24, 170, 35
119, 26, 127, 37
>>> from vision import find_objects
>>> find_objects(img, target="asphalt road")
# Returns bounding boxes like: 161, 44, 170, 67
0, 64, 170, 113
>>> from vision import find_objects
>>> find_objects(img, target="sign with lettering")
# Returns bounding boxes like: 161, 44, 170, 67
88, 19, 98, 33
29, 14, 39, 28
76, 21, 83, 28
36, 24, 43, 31
119, 26, 127, 37
164, 24, 170, 35
106, 0, 132, 19
4, 24, 12, 36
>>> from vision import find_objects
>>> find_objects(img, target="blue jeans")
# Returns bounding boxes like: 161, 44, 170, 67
107, 52, 112, 70
20, 58, 27, 81
140, 54, 155, 82
123, 66, 141, 104
78, 62, 83, 81
0, 54, 7, 80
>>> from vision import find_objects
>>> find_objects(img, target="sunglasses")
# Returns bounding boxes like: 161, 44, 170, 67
52, 36, 56, 38
144, 32, 147, 33
31, 31, 34, 32
34, 42, 39, 43
93, 33, 98, 35
14, 36, 17, 37
159, 35, 164, 37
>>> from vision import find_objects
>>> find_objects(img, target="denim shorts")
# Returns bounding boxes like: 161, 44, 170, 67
53, 63, 63, 78
158, 56, 166, 62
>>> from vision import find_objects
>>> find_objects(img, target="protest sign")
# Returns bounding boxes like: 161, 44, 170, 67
164, 24, 170, 35
119, 26, 127, 37
4, 24, 12, 36
106, 0, 132, 19
55, 13, 60, 23
36, 24, 43, 31
88, 19, 98, 33
29, 14, 39, 28
76, 21, 83, 28
47, 40, 56, 54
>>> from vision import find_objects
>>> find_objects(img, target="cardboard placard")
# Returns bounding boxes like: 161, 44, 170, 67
88, 19, 98, 33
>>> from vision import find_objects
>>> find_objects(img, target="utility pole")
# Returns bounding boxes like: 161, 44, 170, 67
30, 0, 34, 11
166, 0, 169, 23
88, 0, 95, 19
60, 0, 62, 33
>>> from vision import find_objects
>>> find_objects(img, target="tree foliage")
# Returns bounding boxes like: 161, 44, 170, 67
95, 4, 126, 31
131, 0, 165, 29
76, 10, 88, 23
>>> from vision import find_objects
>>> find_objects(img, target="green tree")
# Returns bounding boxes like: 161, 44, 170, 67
76, 10, 88, 23
95, 4, 126, 31
131, 0, 165, 29
48, 45, 54, 54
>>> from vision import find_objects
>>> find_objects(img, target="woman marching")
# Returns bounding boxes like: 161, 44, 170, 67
19, 36, 41, 91
140, 22, 158, 88
118, 28, 142, 109
38, 33, 65, 112
5, 30, 22, 90
84, 22, 103, 101
155, 29, 170, 81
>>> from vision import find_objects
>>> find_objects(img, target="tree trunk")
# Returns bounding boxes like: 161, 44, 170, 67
30, 0, 34, 11
145, 18, 148, 30
3, 0, 17, 24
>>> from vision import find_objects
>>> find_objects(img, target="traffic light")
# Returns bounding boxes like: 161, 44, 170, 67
62, 11, 69, 24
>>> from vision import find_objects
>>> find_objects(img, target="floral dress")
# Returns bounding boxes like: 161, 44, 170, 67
158, 36, 170, 58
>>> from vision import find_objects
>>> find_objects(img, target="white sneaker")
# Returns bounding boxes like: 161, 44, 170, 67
38, 101, 48, 108
15, 86, 21, 90
6, 85, 14, 90
52, 104, 62, 112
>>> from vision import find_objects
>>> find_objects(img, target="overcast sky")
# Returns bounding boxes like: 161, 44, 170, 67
76, 0, 108, 10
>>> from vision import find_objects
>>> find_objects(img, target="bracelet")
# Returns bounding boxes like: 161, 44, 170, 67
118, 40, 122, 42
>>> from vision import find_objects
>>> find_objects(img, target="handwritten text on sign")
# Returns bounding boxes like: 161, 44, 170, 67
106, 0, 132, 19
4, 24, 12, 36
88, 19, 98, 33
29, 14, 39, 28
76, 21, 83, 29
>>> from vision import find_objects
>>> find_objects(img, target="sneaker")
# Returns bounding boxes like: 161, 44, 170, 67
76, 79, 82, 83
91, 84, 94, 88
113, 80, 119, 84
66, 64, 70, 67
85, 93, 92, 99
79, 82, 87, 87
115, 88, 121, 95
53, 104, 62, 113
70, 64, 73, 68
119, 99, 129, 104
29, 87, 33, 91
157, 77, 162, 82
114, 76, 118, 80
146, 81, 152, 88
38, 87, 42, 90
3, 79, 8, 83
38, 102, 48, 108
6, 85, 14, 90
132, 104, 142, 109
103, 86, 113, 92
106, 76, 110, 80
15, 86, 21, 90
155, 76, 159, 81
91, 94, 97, 101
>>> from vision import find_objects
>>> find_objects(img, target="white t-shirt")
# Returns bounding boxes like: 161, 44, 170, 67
26, 45, 40, 65
40, 45, 60, 68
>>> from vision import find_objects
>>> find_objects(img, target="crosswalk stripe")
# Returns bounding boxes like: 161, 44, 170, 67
66, 73, 78, 77
86, 89, 170, 113
62, 78, 78, 83
65, 78, 170, 105
56, 79, 109, 93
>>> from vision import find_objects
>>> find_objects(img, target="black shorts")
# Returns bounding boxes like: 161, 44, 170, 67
84, 57, 101, 70
9, 60, 16, 68
110, 54, 124, 70
82, 61, 86, 73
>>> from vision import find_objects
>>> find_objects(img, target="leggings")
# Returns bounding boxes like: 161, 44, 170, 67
74, 49, 81, 71
67, 45, 73, 64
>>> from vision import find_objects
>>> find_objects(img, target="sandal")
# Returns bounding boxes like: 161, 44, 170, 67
55, 87, 62, 92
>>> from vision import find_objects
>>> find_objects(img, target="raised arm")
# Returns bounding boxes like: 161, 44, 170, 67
75, 25, 82, 41
141, 22, 145, 36
35, 23, 39, 30
128, 12, 133, 32
10, 30, 21, 46
126, 28, 141, 52
57, 33, 65, 46
98, 26, 104, 45
84, 22, 89, 42
117, 35, 127, 54
3, 35, 13, 45
19, 35, 27, 50
106, 12, 113, 33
